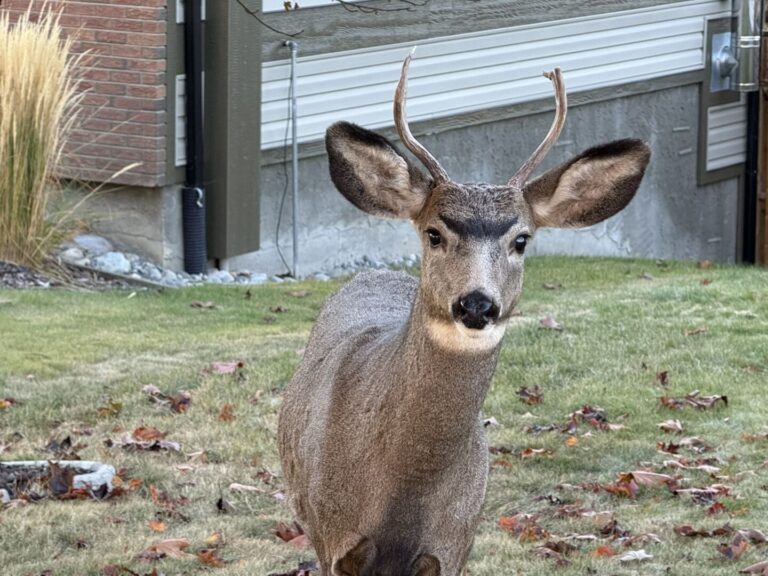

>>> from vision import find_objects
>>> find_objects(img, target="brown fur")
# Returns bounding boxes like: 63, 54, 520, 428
278, 121, 650, 575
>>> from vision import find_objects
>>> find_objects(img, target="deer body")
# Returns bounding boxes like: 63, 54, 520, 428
278, 53, 650, 576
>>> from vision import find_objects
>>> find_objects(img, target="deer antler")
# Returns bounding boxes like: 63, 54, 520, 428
394, 49, 450, 185
508, 68, 567, 188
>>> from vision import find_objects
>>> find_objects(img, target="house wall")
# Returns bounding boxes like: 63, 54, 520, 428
228, 81, 740, 275
3, 0, 168, 188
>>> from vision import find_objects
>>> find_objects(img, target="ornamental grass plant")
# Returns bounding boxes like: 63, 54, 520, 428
0, 7, 81, 267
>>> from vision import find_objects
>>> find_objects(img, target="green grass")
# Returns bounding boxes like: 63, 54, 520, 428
1, 257, 767, 575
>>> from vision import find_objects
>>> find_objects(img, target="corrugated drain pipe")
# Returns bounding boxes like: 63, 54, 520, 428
181, 0, 207, 275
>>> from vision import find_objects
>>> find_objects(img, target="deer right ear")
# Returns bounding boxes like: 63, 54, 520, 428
331, 537, 375, 576
326, 121, 432, 219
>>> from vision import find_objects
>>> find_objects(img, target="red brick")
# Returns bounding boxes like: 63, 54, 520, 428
126, 84, 165, 99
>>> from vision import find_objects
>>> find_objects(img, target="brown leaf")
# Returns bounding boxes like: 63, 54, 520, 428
707, 501, 728, 515
656, 370, 669, 386
697, 259, 712, 269
660, 391, 727, 411
132, 427, 167, 442
542, 282, 563, 290
700, 278, 713, 286
48, 461, 75, 497
516, 385, 544, 405
197, 548, 227, 567
593, 545, 617, 557
270, 305, 289, 313
521, 448, 553, 459
142, 385, 191, 414
565, 435, 579, 447
205, 532, 225, 548
97, 400, 123, 418
499, 514, 550, 541
0, 398, 15, 409
530, 544, 571, 567
275, 521, 309, 548
147, 520, 166, 533
138, 538, 192, 561
539, 316, 562, 331
218, 404, 236, 422
718, 533, 749, 560
149, 485, 190, 510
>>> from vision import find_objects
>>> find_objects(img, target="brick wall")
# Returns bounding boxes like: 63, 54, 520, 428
4, 0, 168, 187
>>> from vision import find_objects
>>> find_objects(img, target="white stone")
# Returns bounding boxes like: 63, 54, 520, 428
207, 270, 234, 284
248, 273, 268, 284
92, 252, 131, 275
73, 234, 113, 256
59, 247, 84, 263
314, 273, 331, 281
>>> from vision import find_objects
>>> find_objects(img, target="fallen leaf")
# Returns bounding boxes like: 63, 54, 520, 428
0, 398, 17, 409
565, 435, 579, 447
97, 400, 123, 418
521, 448, 553, 459
656, 370, 669, 386
697, 259, 712, 269
218, 404, 236, 422
657, 419, 684, 433
148, 520, 167, 533
287, 290, 310, 298
48, 461, 75, 497
270, 305, 289, 313
499, 514, 550, 541
618, 549, 653, 562
197, 548, 227, 567
707, 501, 728, 515
718, 533, 749, 560
539, 316, 562, 331
205, 532, 225, 548
275, 521, 308, 548
132, 427, 167, 442
660, 390, 727, 410
593, 545, 617, 557
700, 278, 713, 285
138, 538, 192, 561
142, 385, 191, 414
516, 385, 544, 405
542, 282, 563, 290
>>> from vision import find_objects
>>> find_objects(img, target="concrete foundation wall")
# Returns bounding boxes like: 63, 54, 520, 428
228, 83, 740, 275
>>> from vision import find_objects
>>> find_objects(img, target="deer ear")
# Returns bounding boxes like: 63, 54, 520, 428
413, 553, 441, 576
332, 537, 375, 576
523, 139, 650, 228
326, 121, 432, 219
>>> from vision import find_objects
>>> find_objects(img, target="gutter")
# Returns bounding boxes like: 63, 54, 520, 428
181, 0, 207, 275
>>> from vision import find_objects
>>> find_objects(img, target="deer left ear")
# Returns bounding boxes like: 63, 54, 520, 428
523, 139, 650, 228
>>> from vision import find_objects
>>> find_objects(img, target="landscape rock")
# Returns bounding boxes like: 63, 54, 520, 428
59, 247, 84, 263
92, 252, 131, 275
73, 234, 113, 256
207, 270, 234, 284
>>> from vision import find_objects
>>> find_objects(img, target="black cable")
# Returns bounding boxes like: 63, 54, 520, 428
274, 58, 294, 276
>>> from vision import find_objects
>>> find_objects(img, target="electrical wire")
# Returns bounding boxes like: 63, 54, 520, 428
274, 55, 294, 276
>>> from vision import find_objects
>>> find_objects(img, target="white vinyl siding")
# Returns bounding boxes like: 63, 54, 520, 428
706, 97, 747, 171
175, 74, 187, 166
261, 0, 730, 149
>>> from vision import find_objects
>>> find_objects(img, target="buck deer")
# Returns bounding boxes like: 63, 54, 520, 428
278, 51, 650, 576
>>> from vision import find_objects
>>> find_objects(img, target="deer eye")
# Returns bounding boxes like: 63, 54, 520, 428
426, 228, 442, 248
513, 234, 530, 254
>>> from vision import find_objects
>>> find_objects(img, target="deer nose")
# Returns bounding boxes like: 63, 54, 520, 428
453, 291, 500, 329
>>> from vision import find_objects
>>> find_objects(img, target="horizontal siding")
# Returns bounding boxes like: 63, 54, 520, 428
261, 0, 729, 149
706, 97, 747, 171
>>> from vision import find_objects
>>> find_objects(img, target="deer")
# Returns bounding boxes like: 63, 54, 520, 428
277, 51, 650, 576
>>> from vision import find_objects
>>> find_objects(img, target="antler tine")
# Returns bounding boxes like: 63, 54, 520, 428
508, 68, 567, 188
394, 49, 450, 185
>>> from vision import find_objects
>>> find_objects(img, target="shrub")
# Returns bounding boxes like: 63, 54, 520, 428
0, 7, 81, 267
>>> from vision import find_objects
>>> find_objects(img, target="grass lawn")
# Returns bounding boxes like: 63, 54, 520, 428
1, 256, 767, 576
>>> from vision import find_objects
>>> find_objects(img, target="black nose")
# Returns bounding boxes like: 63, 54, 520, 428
452, 291, 500, 329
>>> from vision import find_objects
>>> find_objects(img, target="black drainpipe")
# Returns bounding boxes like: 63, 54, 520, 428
182, 0, 207, 275
742, 90, 759, 264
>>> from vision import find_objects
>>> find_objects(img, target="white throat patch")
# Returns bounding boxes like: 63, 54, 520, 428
426, 318, 507, 353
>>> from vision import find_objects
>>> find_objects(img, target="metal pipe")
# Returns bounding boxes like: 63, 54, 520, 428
286, 40, 300, 278
182, 0, 207, 275
732, 0, 764, 91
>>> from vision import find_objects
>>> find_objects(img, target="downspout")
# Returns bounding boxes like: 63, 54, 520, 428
182, 0, 207, 274
743, 91, 760, 263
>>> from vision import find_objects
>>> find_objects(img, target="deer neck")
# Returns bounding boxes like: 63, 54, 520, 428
382, 288, 502, 475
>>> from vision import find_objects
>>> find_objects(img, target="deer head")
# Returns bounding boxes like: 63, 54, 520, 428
326, 52, 650, 353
